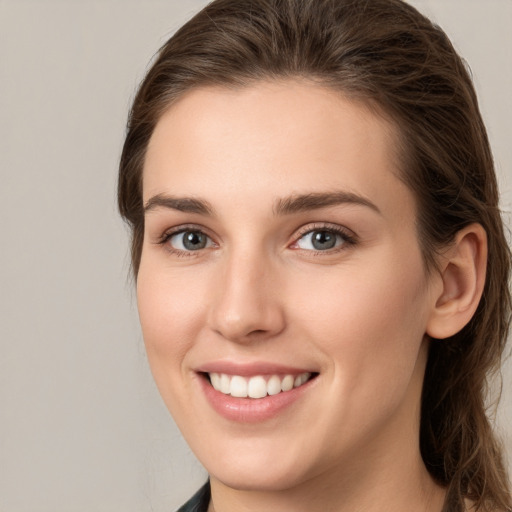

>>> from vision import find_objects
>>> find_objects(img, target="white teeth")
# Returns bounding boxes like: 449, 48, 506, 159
230, 375, 248, 397
208, 372, 312, 398
248, 376, 267, 399
281, 375, 294, 392
267, 375, 282, 396
210, 372, 221, 391
220, 373, 230, 394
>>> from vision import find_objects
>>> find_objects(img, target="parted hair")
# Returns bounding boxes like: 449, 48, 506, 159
118, 1, 512, 510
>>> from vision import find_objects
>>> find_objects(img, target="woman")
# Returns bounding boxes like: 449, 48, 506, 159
118, 0, 512, 510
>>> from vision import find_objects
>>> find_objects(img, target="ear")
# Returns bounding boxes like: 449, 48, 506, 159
426, 223, 487, 340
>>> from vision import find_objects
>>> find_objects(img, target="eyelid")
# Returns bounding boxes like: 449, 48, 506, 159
294, 222, 355, 238
155, 224, 218, 256
290, 222, 358, 251
152, 221, 357, 255
155, 223, 213, 242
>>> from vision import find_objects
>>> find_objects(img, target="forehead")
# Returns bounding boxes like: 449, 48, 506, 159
143, 81, 413, 219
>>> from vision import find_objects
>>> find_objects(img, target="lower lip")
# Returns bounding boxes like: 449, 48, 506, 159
198, 374, 316, 423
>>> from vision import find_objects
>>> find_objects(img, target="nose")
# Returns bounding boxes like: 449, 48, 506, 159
207, 249, 286, 343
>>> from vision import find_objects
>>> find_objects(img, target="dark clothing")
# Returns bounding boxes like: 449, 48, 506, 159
176, 482, 210, 512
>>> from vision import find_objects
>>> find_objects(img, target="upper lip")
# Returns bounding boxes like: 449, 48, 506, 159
195, 360, 317, 376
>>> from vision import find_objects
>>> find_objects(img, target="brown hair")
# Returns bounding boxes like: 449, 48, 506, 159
118, 0, 512, 510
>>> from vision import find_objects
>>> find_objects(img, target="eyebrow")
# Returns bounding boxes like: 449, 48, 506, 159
273, 191, 381, 216
144, 194, 215, 216
143, 190, 380, 217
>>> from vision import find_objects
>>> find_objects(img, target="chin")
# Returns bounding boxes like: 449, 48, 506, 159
210, 463, 309, 493
200, 440, 325, 493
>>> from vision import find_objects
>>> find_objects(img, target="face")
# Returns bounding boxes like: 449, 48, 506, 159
137, 81, 440, 492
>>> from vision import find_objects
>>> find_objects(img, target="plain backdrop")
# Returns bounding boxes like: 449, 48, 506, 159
1, 1, 511, 511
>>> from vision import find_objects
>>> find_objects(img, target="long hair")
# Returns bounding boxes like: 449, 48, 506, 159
118, 1, 512, 509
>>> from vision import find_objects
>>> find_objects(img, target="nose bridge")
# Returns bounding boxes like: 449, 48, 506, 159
208, 243, 284, 342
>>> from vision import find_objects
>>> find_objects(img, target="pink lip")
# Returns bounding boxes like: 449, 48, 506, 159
195, 360, 314, 377
195, 363, 317, 423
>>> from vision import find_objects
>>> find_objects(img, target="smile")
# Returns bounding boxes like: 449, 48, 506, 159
199, 369, 318, 422
208, 372, 312, 399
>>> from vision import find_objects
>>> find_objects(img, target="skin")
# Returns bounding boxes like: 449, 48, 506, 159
137, 81, 451, 511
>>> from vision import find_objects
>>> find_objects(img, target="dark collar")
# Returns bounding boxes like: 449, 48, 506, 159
176, 481, 210, 512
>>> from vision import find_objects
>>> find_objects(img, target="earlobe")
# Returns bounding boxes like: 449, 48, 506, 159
426, 223, 487, 340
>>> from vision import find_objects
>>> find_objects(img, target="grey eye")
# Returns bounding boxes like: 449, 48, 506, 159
169, 230, 212, 251
296, 230, 343, 251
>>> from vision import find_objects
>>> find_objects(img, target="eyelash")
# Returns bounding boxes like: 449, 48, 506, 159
156, 223, 357, 257
291, 223, 357, 255
156, 224, 215, 258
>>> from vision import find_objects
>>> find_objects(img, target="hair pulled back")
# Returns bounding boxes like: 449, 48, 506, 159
118, 1, 512, 510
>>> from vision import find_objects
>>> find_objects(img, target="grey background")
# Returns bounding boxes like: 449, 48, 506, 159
0, 1, 510, 511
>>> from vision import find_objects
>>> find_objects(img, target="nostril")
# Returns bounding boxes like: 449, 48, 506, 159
248, 329, 269, 336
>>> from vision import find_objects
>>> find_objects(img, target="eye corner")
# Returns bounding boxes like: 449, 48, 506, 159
152, 224, 218, 258
290, 223, 358, 254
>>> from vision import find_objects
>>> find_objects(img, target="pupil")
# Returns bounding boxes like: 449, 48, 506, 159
312, 231, 336, 250
183, 231, 206, 250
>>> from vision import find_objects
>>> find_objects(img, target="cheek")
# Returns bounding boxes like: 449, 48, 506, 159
289, 251, 430, 387
136, 260, 207, 376
136, 260, 216, 432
